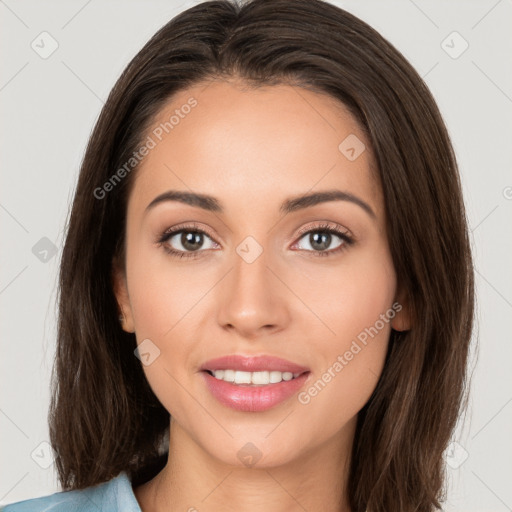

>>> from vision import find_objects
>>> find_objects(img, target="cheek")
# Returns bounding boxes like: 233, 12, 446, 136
291, 239, 396, 346
125, 241, 212, 338
294, 246, 396, 416
124, 248, 204, 416
125, 247, 216, 410
295, 321, 392, 447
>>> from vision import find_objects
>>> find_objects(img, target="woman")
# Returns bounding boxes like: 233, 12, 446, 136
2, 0, 475, 510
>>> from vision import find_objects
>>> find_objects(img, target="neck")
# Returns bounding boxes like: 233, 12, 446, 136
134, 417, 356, 512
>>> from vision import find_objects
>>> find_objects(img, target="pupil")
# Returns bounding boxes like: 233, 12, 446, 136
182, 231, 203, 251
310, 232, 330, 251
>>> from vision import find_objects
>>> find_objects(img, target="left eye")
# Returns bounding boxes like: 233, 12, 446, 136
294, 228, 345, 252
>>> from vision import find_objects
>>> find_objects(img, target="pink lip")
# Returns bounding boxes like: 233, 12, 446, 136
201, 371, 311, 412
200, 354, 309, 374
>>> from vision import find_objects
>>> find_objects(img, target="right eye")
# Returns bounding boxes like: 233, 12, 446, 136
157, 223, 220, 259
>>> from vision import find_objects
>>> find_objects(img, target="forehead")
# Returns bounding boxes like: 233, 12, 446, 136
129, 80, 383, 222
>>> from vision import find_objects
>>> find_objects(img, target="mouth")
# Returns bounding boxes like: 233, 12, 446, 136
200, 354, 311, 412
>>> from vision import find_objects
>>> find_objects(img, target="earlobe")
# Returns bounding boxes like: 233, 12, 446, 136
111, 258, 136, 333
391, 312, 410, 332
118, 308, 135, 333
391, 287, 412, 332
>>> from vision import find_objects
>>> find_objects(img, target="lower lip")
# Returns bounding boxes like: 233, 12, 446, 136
202, 371, 310, 412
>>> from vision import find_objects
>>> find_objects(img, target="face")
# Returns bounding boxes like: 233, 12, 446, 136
113, 79, 410, 469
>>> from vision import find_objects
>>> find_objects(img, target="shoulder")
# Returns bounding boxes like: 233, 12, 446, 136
0, 471, 141, 512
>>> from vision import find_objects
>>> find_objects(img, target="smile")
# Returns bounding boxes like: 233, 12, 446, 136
206, 369, 302, 385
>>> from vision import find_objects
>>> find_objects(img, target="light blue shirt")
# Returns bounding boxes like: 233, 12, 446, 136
0, 471, 142, 511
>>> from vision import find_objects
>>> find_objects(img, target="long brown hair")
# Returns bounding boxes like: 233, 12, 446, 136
49, 1, 475, 510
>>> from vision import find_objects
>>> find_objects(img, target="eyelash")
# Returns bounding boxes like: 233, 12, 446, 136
156, 221, 354, 260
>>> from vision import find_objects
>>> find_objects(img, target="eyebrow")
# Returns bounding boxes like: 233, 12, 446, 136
145, 189, 376, 219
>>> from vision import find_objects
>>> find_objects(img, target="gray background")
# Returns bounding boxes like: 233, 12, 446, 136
1, 0, 511, 510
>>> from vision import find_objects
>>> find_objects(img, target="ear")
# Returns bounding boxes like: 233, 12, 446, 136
111, 256, 135, 333
391, 284, 412, 332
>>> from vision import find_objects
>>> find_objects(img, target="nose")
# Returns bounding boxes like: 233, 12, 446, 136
216, 246, 290, 339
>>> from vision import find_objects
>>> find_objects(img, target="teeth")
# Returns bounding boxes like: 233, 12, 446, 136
211, 369, 300, 385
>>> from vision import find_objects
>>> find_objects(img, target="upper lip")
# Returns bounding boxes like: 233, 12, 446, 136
200, 355, 310, 374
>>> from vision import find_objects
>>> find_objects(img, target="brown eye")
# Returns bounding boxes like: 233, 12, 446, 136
175, 231, 205, 252
293, 224, 354, 257
156, 223, 220, 259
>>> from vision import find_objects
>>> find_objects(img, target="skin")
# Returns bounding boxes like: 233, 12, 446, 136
113, 79, 411, 512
